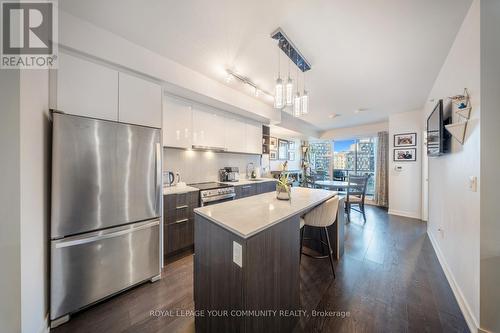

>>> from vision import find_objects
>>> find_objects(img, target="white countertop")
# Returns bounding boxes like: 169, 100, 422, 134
163, 185, 199, 195
220, 178, 276, 186
194, 187, 338, 239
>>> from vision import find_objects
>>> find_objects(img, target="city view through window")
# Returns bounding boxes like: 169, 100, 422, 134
333, 138, 377, 197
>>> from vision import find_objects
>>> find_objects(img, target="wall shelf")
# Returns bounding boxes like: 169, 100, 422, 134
445, 88, 471, 145
456, 106, 472, 120
445, 122, 467, 144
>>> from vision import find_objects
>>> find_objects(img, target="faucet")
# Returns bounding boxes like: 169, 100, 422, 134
246, 162, 254, 179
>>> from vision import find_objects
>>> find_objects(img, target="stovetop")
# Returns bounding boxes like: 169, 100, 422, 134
188, 182, 234, 191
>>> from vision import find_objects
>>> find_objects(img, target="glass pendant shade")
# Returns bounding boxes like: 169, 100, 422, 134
274, 78, 284, 109
285, 78, 293, 106
301, 91, 308, 115
293, 92, 301, 117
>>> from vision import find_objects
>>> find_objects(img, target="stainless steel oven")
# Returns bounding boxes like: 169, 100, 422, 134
189, 182, 236, 206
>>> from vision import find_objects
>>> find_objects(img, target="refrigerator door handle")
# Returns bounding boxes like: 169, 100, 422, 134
54, 220, 160, 249
155, 142, 161, 215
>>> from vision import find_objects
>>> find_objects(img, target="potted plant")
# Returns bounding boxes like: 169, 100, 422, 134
276, 172, 291, 200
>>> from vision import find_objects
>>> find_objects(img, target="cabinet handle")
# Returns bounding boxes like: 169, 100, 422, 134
176, 205, 188, 209
173, 218, 189, 224
242, 185, 252, 189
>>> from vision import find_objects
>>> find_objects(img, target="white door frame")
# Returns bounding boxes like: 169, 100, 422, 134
422, 130, 429, 221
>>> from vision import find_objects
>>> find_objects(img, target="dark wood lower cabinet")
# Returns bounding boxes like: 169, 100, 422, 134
258, 181, 275, 194
234, 181, 275, 200
235, 184, 257, 199
164, 219, 194, 254
194, 214, 300, 333
164, 191, 199, 258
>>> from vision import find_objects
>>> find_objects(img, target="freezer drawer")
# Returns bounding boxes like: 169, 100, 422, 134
50, 219, 160, 320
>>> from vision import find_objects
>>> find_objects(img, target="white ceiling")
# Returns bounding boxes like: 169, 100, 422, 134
60, 0, 472, 131
269, 125, 305, 140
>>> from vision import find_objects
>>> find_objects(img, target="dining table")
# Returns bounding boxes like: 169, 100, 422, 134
314, 180, 349, 190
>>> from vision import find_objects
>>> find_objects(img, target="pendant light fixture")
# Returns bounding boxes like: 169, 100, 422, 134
274, 46, 284, 109
271, 28, 311, 113
301, 71, 308, 115
285, 45, 294, 106
293, 62, 301, 117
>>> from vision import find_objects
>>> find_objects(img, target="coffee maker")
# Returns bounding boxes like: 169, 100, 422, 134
219, 167, 240, 182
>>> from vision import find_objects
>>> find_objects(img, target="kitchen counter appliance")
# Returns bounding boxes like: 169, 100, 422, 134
219, 167, 240, 182
190, 182, 235, 206
50, 112, 161, 327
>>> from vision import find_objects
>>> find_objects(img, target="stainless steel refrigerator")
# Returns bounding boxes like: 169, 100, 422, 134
50, 112, 161, 325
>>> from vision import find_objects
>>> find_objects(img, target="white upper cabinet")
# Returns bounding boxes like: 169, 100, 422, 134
224, 117, 247, 153
192, 108, 226, 149
118, 72, 162, 128
161, 95, 262, 154
163, 96, 192, 149
246, 122, 262, 154
56, 52, 118, 121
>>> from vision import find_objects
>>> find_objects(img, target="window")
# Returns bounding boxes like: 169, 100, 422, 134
333, 137, 377, 197
309, 141, 332, 174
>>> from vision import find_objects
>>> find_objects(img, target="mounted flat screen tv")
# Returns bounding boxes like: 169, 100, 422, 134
427, 99, 450, 156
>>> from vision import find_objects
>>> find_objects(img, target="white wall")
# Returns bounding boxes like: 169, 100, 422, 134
480, 1, 500, 331
19, 70, 50, 333
163, 149, 261, 184
0, 70, 22, 333
424, 1, 480, 331
388, 110, 423, 219
320, 121, 388, 141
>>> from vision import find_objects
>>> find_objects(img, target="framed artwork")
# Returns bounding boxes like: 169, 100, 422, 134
270, 150, 277, 160
288, 152, 295, 161
394, 133, 417, 147
269, 137, 278, 150
393, 148, 416, 162
278, 139, 288, 160
288, 141, 295, 150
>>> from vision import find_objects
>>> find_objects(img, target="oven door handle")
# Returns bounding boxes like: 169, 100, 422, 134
201, 193, 236, 206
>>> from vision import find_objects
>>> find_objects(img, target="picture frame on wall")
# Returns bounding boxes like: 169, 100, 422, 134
269, 137, 278, 150
393, 148, 417, 162
394, 133, 417, 147
270, 150, 277, 160
278, 139, 288, 160
288, 152, 295, 161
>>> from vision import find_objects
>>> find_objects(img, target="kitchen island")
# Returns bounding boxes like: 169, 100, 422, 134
193, 187, 344, 332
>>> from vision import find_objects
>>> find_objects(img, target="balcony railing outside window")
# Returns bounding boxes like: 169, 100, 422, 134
333, 138, 377, 197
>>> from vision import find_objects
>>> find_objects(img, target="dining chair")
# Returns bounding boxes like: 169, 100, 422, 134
345, 175, 369, 223
299, 196, 339, 277
333, 169, 346, 181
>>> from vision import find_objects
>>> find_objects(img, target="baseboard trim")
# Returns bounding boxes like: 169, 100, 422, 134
387, 209, 421, 220
427, 231, 479, 333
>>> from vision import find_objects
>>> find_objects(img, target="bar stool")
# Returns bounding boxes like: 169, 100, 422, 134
299, 196, 339, 277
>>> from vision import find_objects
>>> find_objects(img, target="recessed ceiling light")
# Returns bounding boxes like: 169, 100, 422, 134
354, 108, 369, 114
328, 113, 340, 119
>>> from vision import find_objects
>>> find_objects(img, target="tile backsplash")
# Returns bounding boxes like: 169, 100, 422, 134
163, 148, 262, 184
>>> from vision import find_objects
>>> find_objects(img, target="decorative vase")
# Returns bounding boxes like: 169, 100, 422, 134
276, 183, 291, 200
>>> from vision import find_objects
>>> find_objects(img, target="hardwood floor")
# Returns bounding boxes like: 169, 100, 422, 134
53, 206, 468, 333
